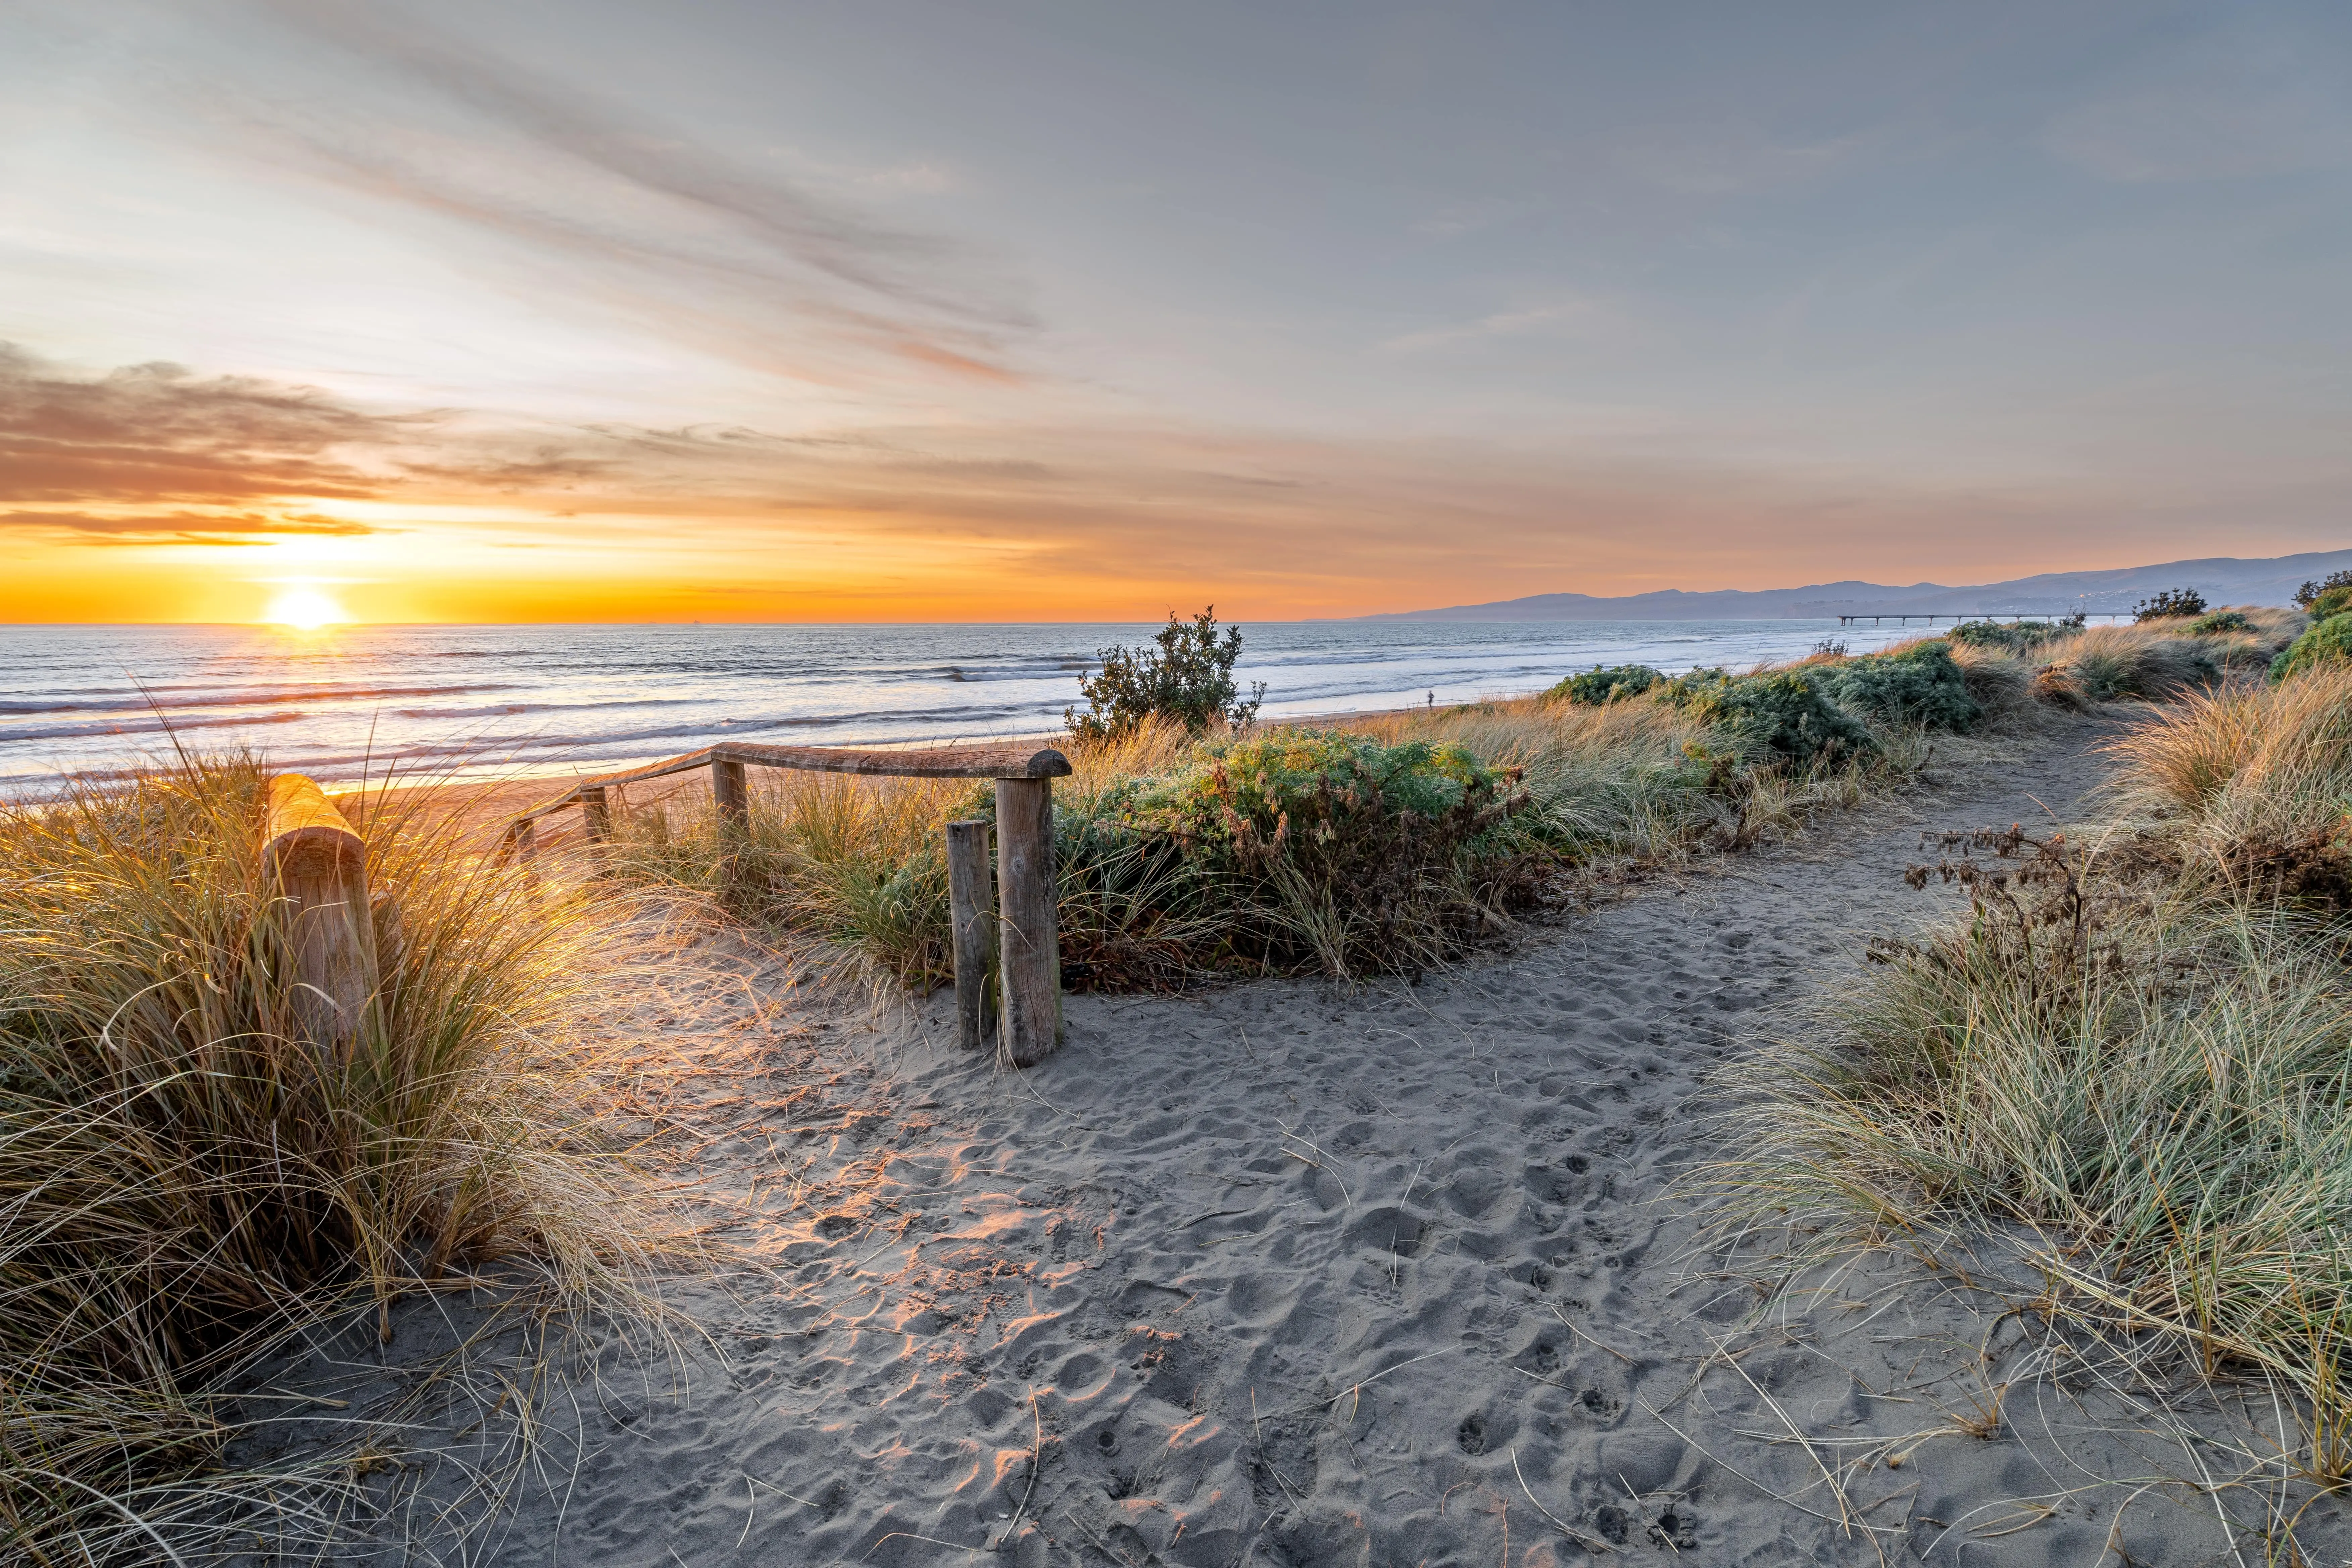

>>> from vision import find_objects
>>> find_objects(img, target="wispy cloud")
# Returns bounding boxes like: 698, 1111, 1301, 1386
148, 0, 1035, 385
1378, 300, 1616, 354
0, 508, 388, 544
0, 344, 413, 504
11, 343, 2338, 614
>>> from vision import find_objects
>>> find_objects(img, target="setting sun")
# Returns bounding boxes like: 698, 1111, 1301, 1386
262, 586, 350, 630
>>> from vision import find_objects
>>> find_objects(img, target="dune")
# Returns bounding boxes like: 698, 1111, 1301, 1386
223, 703, 2352, 1565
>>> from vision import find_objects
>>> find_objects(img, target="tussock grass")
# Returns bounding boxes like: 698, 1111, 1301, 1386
1722, 656, 2352, 1482
1944, 641, 2038, 726
2108, 662, 2352, 903
1, 758, 665, 1562
1718, 895, 2352, 1477
2037, 622, 2223, 702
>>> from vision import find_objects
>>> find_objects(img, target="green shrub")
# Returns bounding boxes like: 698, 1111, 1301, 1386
1068, 607, 1266, 741
2134, 587, 2207, 622
1948, 619, 2073, 653
2269, 613, 2352, 684
1812, 640, 1980, 731
1101, 733, 1536, 977
2309, 586, 2352, 621
2294, 571, 2352, 609
2186, 610, 2253, 635
1655, 668, 1873, 764
1545, 664, 1661, 705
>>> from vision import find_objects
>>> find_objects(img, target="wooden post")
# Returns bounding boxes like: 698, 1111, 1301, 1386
581, 786, 612, 843
511, 817, 537, 867
711, 758, 749, 828
945, 819, 996, 1051
993, 777, 1061, 1068
261, 774, 377, 1055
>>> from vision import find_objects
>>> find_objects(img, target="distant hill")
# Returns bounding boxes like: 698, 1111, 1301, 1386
1362, 548, 2352, 622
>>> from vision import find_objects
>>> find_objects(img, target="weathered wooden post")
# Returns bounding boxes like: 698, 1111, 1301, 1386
510, 816, 538, 866
993, 777, 1061, 1068
711, 757, 749, 828
944, 819, 996, 1050
581, 785, 612, 843
261, 774, 377, 1055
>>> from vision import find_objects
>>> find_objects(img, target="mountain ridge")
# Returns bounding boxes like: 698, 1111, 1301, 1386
1359, 548, 2352, 622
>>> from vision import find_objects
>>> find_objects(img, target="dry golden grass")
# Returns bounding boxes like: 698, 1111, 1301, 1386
1, 758, 671, 1563
1721, 657, 2352, 1485
2107, 661, 2352, 900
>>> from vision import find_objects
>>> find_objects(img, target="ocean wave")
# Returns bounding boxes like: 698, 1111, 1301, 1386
0, 710, 310, 743
0, 682, 520, 716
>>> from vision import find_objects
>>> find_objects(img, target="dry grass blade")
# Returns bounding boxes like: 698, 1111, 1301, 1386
0, 755, 675, 1563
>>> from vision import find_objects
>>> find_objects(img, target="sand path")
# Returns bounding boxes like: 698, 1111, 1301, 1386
288, 713, 2347, 1565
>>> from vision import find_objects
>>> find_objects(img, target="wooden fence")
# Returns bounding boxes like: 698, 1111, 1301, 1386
499, 739, 1074, 1068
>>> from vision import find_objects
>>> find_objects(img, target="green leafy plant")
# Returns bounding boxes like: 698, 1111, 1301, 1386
1545, 664, 1662, 705
2134, 587, 2207, 622
1067, 607, 1266, 742
2293, 570, 2352, 609
1948, 619, 2073, 653
1812, 639, 1980, 731
2269, 613, 2352, 685
2185, 610, 2253, 635
2309, 585, 2352, 620
1655, 668, 1873, 764
1113, 732, 1534, 976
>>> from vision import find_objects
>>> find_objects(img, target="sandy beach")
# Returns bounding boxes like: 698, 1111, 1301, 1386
214, 707, 2349, 1566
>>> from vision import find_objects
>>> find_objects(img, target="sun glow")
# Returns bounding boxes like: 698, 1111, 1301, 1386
262, 586, 350, 630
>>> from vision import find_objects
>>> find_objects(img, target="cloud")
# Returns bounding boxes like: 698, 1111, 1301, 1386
0, 507, 389, 544
12, 344, 2337, 608
0, 343, 422, 505
156, 1, 1033, 385
1379, 300, 1615, 354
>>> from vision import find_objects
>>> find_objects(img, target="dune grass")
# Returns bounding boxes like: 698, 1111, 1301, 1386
1718, 657, 2352, 1480
0, 758, 665, 1563
599, 619, 2275, 995
2107, 662, 2352, 905
604, 692, 1933, 991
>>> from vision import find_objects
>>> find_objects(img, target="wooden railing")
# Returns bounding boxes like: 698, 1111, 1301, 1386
500, 740, 1075, 1068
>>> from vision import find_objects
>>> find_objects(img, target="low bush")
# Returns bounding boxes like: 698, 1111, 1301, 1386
2298, 570, 2352, 611
1948, 618, 2076, 653
1, 761, 656, 1562
1545, 664, 1661, 705
1811, 639, 1980, 731
1655, 668, 1874, 764
2185, 609, 2252, 635
2134, 586, 2207, 621
1110, 732, 1536, 976
2269, 613, 2352, 685
2308, 586, 2352, 620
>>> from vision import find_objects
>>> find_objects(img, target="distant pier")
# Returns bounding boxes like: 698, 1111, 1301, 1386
1833, 610, 2136, 628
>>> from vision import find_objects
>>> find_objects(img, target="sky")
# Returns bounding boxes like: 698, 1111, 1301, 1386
4, 0, 2350, 623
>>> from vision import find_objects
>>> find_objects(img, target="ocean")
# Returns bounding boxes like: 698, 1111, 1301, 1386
0, 619, 1927, 793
